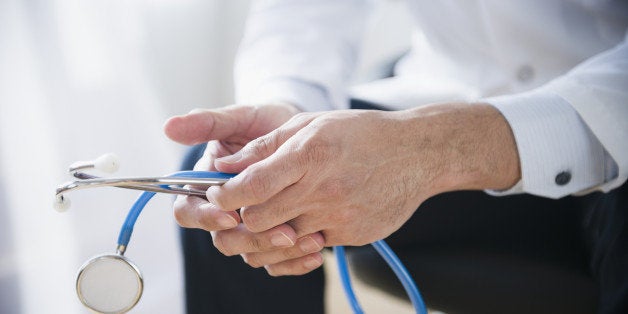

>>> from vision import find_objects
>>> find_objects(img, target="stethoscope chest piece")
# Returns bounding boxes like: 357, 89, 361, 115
76, 254, 143, 314
56, 154, 233, 313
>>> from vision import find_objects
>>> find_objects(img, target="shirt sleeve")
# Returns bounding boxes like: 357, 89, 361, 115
234, 0, 372, 111
483, 38, 628, 199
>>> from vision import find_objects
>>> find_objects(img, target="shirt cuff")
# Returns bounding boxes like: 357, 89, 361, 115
482, 90, 608, 199
235, 78, 336, 112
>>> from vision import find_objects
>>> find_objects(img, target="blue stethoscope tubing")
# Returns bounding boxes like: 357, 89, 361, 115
117, 171, 236, 247
335, 243, 427, 314
119, 171, 428, 314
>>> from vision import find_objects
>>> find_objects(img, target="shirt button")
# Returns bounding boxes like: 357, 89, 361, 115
516, 65, 535, 83
555, 171, 571, 186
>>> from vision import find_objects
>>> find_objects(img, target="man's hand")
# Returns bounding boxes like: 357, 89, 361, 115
205, 103, 520, 275
164, 103, 328, 275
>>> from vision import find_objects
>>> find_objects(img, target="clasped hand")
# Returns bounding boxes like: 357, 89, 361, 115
164, 102, 519, 276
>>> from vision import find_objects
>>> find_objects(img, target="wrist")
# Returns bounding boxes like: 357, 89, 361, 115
394, 103, 521, 197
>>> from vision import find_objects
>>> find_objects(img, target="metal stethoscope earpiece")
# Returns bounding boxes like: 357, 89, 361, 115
55, 154, 428, 314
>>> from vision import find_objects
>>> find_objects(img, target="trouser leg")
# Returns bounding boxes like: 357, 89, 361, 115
181, 228, 325, 314
581, 183, 628, 314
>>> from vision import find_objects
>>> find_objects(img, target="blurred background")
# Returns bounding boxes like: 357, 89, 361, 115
0, 0, 413, 313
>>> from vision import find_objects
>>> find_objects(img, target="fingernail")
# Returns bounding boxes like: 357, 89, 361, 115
271, 232, 294, 247
304, 256, 322, 269
216, 151, 242, 164
217, 215, 238, 228
299, 237, 321, 253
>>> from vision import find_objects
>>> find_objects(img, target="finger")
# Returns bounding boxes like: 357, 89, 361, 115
240, 233, 325, 268
186, 140, 239, 195
263, 252, 324, 276
211, 223, 297, 256
214, 112, 318, 173
173, 195, 240, 230
206, 156, 304, 213
238, 182, 308, 232
205, 138, 307, 211
164, 105, 257, 145
193, 140, 236, 171
192, 143, 218, 172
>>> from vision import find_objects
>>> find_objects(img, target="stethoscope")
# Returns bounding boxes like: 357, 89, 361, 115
54, 154, 428, 314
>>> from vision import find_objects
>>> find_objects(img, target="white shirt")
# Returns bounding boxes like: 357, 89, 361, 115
234, 0, 628, 199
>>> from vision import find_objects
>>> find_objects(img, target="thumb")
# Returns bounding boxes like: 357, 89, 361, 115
164, 106, 255, 145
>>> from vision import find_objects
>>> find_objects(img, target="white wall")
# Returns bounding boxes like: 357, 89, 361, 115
0, 0, 412, 313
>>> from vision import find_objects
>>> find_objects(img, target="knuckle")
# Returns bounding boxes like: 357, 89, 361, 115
291, 112, 308, 121
242, 253, 263, 268
264, 265, 280, 277
242, 170, 272, 203
173, 208, 186, 227
196, 211, 217, 231
281, 247, 299, 260
289, 112, 313, 124
173, 199, 191, 227
240, 207, 264, 232
210, 197, 227, 212
247, 236, 265, 252
299, 136, 338, 166
317, 179, 352, 200
211, 232, 233, 256
249, 135, 274, 157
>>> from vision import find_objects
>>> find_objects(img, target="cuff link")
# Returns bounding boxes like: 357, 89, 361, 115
555, 171, 572, 186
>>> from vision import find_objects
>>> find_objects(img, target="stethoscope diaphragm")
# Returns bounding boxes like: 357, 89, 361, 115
76, 254, 143, 314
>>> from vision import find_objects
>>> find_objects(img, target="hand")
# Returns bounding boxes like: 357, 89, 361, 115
164, 103, 299, 228
206, 103, 521, 275
164, 104, 327, 274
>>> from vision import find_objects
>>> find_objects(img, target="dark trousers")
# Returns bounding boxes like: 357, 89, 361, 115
179, 100, 627, 314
